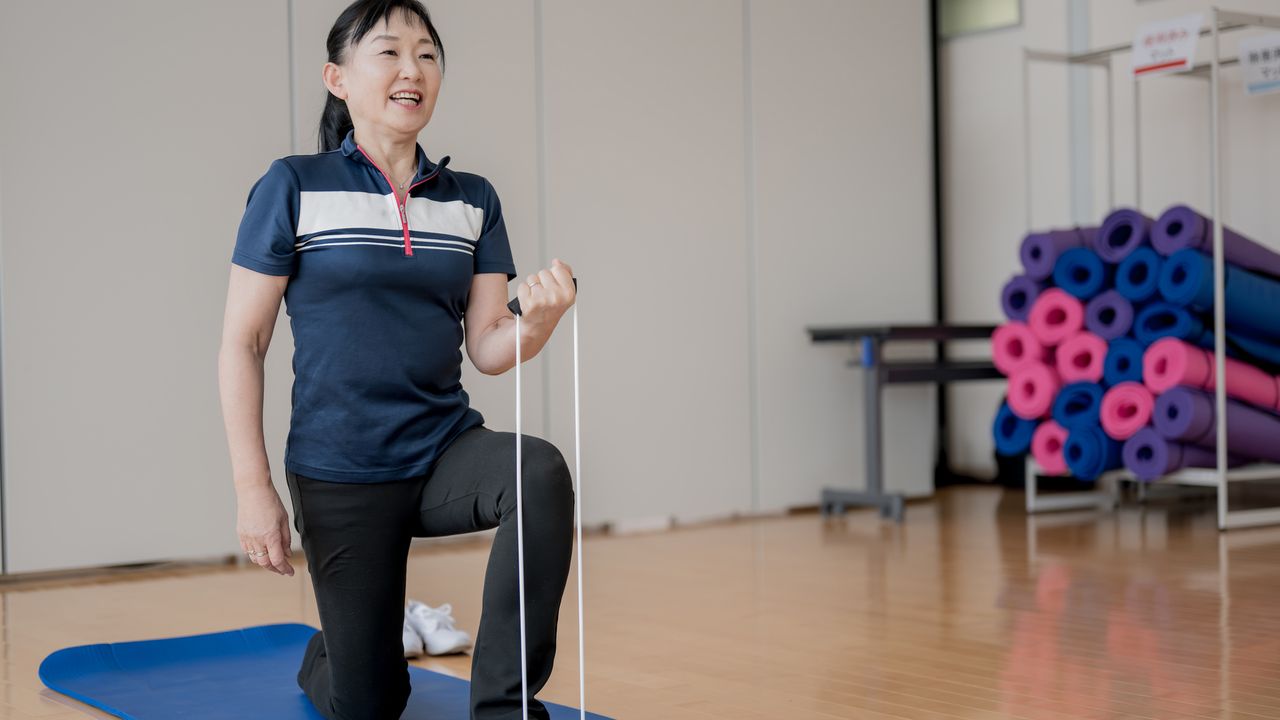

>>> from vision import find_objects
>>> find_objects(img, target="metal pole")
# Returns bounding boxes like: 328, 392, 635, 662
1210, 9, 1229, 531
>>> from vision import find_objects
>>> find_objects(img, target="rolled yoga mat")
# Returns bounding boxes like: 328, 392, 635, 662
1052, 381, 1105, 430
1001, 274, 1047, 322
993, 400, 1038, 455
1104, 337, 1146, 386
1159, 248, 1280, 341
993, 321, 1049, 375
1142, 336, 1280, 409
1153, 385, 1280, 462
1115, 246, 1164, 303
1056, 331, 1108, 383
1099, 381, 1154, 441
1032, 420, 1070, 474
1028, 288, 1085, 346
1053, 247, 1111, 301
1021, 228, 1090, 281
1064, 424, 1123, 480
1084, 290, 1136, 341
1153, 204, 1280, 279
1122, 426, 1240, 481
1134, 302, 1215, 348
1095, 207, 1153, 264
1008, 362, 1061, 420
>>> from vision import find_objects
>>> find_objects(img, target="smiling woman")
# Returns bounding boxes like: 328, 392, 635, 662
218, 0, 580, 718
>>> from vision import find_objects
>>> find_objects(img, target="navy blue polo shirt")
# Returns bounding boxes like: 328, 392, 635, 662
231, 128, 517, 483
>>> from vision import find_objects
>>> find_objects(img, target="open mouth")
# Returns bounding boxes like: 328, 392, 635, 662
390, 91, 421, 106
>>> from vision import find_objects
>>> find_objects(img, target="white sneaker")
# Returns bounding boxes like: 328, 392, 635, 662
403, 611, 425, 658
405, 599, 473, 655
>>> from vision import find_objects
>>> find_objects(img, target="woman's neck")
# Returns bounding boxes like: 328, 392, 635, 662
353, 128, 419, 190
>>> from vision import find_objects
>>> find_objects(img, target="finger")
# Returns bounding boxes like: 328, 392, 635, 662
267, 537, 292, 576
280, 520, 293, 558
548, 261, 573, 288
537, 268, 558, 292
551, 258, 574, 277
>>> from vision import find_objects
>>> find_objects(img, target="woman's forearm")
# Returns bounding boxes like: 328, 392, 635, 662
475, 314, 559, 375
218, 345, 275, 493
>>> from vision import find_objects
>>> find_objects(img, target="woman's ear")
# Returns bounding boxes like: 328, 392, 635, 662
322, 62, 347, 100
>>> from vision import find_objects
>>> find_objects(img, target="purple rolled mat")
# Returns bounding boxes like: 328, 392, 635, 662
1020, 228, 1091, 281
1153, 204, 1280, 278
1122, 426, 1241, 481
1084, 290, 1136, 341
1095, 208, 1153, 263
1001, 274, 1047, 321
1152, 385, 1280, 462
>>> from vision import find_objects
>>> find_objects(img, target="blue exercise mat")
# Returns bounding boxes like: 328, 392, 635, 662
38, 622, 611, 720
1103, 337, 1145, 386
1053, 247, 1111, 301
993, 400, 1037, 455
1115, 246, 1163, 303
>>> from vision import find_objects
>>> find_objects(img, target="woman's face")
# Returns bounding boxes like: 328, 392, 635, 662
325, 11, 442, 139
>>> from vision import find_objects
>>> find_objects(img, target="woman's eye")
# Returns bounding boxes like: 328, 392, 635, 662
422, 54, 435, 60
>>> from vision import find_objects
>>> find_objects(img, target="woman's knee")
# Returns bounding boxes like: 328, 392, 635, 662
518, 436, 574, 513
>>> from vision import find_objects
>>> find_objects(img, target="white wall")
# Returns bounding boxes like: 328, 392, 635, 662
942, 0, 1280, 476
0, 0, 935, 572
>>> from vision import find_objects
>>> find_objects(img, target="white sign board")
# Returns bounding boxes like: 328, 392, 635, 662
1132, 13, 1203, 78
1241, 33, 1280, 96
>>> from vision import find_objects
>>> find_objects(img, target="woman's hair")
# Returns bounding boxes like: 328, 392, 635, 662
318, 0, 446, 153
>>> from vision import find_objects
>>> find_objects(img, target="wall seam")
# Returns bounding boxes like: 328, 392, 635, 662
742, 0, 761, 513
534, 0, 551, 436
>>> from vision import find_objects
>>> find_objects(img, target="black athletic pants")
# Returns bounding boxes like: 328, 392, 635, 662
283, 425, 575, 720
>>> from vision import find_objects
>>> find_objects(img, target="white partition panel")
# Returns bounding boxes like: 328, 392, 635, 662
751, 0, 937, 510
540, 0, 755, 526
0, 0, 293, 572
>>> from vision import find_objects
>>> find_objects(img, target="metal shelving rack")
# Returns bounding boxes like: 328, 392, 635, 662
1019, 8, 1280, 530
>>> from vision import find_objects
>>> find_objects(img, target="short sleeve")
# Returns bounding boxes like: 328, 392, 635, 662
231, 158, 300, 277
474, 178, 518, 281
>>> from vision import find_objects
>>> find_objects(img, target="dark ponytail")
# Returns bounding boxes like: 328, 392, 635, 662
318, 0, 446, 153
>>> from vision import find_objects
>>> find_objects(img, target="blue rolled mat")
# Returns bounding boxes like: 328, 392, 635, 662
993, 400, 1038, 455
1159, 248, 1280, 341
1053, 247, 1112, 301
1134, 302, 1216, 347
1115, 246, 1164, 303
1001, 274, 1047, 321
1103, 337, 1145, 385
39, 623, 612, 720
1052, 382, 1106, 430
1064, 423, 1123, 480
1095, 207, 1153, 263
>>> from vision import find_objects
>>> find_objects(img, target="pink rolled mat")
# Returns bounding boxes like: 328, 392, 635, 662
1032, 420, 1070, 474
992, 322, 1049, 376
1100, 382, 1154, 440
1142, 337, 1280, 411
1055, 331, 1108, 383
1008, 362, 1062, 420
1028, 288, 1085, 347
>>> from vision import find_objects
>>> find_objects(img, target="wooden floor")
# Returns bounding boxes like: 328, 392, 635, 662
4, 485, 1280, 719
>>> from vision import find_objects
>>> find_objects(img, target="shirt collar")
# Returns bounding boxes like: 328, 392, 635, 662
340, 127, 449, 184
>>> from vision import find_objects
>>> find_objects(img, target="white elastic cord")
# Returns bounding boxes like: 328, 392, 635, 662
514, 313, 530, 720
573, 303, 586, 719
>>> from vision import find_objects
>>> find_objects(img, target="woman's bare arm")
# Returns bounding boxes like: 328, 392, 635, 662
464, 259, 576, 375
218, 264, 289, 493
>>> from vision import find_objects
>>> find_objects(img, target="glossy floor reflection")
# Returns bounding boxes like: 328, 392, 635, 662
2, 486, 1279, 718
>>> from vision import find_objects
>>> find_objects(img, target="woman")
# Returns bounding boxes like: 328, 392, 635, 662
217, 1, 576, 718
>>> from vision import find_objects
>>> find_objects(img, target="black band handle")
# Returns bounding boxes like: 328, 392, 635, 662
508, 277, 577, 317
